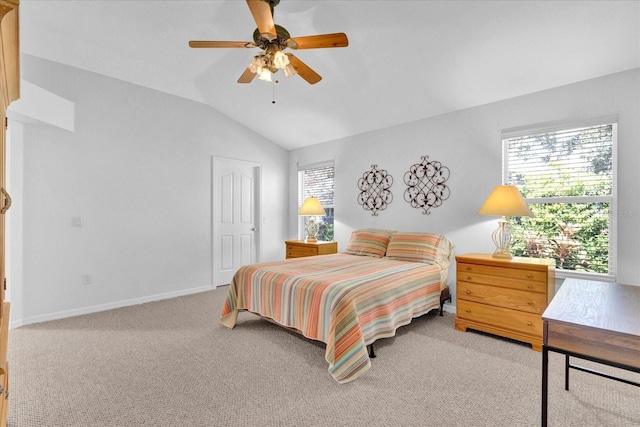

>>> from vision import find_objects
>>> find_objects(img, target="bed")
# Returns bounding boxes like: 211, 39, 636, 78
220, 229, 454, 383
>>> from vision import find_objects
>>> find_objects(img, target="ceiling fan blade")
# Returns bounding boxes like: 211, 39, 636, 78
286, 53, 322, 85
287, 33, 349, 50
246, 0, 277, 40
238, 67, 257, 84
189, 41, 255, 49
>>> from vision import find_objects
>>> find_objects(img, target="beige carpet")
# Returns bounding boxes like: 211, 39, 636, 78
7, 287, 640, 427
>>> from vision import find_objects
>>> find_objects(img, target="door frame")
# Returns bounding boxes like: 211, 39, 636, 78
211, 156, 262, 288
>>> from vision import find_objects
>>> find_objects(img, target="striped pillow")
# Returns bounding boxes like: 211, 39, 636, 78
385, 232, 450, 264
344, 229, 395, 258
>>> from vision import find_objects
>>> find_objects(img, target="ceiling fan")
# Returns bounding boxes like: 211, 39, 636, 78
189, 0, 348, 84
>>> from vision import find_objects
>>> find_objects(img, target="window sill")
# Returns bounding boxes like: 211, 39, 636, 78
554, 269, 616, 283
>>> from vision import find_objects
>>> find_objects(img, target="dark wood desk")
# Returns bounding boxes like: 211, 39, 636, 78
541, 279, 640, 426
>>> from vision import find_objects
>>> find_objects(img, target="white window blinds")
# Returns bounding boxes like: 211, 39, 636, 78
503, 120, 616, 278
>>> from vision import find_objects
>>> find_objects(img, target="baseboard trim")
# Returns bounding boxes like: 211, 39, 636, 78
442, 303, 456, 315
10, 285, 215, 329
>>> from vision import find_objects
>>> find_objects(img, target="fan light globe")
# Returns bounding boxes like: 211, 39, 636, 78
284, 64, 296, 77
258, 69, 272, 81
273, 50, 289, 69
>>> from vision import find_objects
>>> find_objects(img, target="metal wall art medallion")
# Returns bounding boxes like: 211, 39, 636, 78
403, 155, 450, 215
357, 164, 393, 216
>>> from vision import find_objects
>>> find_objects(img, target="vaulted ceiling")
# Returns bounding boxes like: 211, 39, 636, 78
19, 1, 640, 150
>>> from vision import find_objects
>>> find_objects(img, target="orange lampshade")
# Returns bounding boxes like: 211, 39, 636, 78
298, 197, 326, 216
478, 185, 532, 217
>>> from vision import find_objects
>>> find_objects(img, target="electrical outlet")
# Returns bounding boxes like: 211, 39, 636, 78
82, 274, 92, 285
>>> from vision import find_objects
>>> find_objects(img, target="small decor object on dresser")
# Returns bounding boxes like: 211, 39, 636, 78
357, 164, 393, 216
454, 253, 555, 351
285, 240, 338, 259
403, 155, 450, 215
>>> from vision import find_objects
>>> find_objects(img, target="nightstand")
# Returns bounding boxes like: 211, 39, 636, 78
285, 240, 338, 259
454, 253, 555, 351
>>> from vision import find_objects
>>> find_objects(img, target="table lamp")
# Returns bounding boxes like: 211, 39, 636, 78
298, 197, 326, 242
478, 185, 532, 259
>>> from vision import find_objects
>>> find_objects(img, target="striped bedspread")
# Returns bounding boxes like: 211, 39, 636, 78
220, 253, 444, 383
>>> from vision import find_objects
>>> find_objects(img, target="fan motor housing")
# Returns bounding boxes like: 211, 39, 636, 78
253, 24, 291, 50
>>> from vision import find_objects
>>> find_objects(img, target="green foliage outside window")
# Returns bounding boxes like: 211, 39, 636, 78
510, 202, 609, 273
317, 222, 334, 242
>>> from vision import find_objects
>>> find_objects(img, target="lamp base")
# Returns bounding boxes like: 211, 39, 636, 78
492, 250, 513, 259
304, 218, 320, 243
491, 217, 513, 260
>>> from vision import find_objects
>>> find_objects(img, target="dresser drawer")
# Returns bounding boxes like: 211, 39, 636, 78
456, 269, 547, 293
285, 241, 337, 259
457, 282, 546, 314
457, 299, 543, 337
457, 262, 547, 282
287, 246, 318, 258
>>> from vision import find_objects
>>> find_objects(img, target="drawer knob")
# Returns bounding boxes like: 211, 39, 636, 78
527, 301, 534, 305
465, 309, 471, 313
527, 274, 532, 278
465, 289, 472, 295
527, 321, 533, 326
527, 284, 533, 289
466, 276, 472, 281
466, 266, 472, 271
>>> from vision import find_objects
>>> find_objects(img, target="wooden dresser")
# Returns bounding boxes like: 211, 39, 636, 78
285, 240, 338, 259
455, 253, 555, 351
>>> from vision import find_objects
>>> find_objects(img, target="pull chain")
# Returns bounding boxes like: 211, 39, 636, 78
272, 78, 278, 104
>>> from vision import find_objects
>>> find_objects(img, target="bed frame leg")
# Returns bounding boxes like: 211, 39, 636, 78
367, 344, 376, 358
439, 288, 452, 316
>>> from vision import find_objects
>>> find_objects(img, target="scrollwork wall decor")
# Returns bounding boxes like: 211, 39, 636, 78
403, 155, 450, 215
357, 164, 393, 216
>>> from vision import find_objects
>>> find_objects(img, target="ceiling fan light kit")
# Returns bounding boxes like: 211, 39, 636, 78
248, 45, 296, 82
189, 0, 348, 85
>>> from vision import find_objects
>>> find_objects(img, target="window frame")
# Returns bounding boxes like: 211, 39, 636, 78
297, 161, 335, 242
501, 116, 618, 281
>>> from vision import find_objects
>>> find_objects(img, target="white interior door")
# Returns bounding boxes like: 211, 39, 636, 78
212, 157, 260, 287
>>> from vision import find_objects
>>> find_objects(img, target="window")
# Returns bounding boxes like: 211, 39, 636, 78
298, 163, 334, 241
503, 118, 616, 278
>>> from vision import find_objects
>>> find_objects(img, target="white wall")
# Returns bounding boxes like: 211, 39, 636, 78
8, 57, 639, 326
289, 69, 640, 304
8, 55, 289, 327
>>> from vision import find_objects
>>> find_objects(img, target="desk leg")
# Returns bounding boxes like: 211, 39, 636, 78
542, 345, 549, 427
565, 354, 570, 391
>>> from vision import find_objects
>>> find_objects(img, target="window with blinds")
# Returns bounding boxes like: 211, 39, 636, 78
298, 163, 334, 241
503, 120, 616, 278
